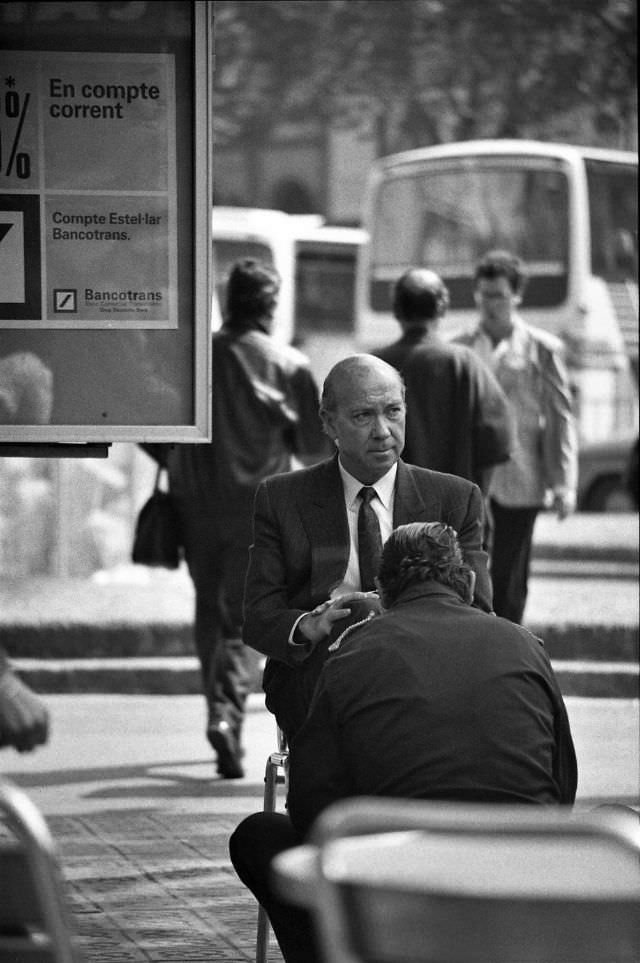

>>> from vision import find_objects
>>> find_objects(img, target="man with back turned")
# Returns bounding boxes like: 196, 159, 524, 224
231, 521, 577, 963
375, 266, 515, 497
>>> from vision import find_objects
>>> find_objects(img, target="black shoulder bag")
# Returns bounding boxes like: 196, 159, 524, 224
131, 466, 182, 569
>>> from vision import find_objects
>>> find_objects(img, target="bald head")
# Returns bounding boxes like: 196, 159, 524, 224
321, 354, 404, 413
320, 355, 406, 484
393, 268, 449, 325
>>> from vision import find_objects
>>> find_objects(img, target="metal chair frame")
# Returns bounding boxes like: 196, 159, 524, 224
255, 726, 289, 963
0, 777, 81, 963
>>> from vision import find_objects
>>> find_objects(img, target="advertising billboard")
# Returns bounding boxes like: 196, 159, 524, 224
0, 1, 212, 444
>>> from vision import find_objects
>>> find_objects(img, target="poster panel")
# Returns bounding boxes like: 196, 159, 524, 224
1, 50, 178, 330
0, 1, 211, 442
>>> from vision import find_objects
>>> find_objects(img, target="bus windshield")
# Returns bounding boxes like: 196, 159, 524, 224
295, 242, 359, 335
372, 157, 569, 308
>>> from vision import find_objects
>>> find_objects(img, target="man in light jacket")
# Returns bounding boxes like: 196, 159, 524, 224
456, 250, 578, 623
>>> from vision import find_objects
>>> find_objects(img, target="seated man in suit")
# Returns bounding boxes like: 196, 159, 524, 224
231, 522, 578, 963
242, 353, 494, 743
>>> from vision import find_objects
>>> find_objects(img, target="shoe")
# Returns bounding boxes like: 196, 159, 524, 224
207, 722, 245, 779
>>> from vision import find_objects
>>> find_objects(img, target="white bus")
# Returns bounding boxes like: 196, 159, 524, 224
212, 207, 366, 384
356, 140, 638, 442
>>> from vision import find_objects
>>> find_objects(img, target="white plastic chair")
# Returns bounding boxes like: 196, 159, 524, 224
276, 797, 640, 963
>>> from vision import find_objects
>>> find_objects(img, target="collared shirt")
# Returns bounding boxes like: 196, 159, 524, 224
287, 460, 397, 648
470, 316, 538, 379
332, 459, 397, 597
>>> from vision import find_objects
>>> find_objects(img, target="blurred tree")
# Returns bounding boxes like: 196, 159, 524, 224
213, 0, 637, 152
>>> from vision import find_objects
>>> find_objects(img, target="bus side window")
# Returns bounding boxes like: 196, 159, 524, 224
586, 160, 638, 282
295, 248, 358, 335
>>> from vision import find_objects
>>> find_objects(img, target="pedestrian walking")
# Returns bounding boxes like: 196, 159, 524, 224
375, 267, 515, 496
144, 258, 327, 777
456, 250, 578, 623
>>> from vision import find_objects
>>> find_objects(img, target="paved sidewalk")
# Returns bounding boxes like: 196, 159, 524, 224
3, 693, 638, 963
3, 696, 285, 963
54, 809, 281, 962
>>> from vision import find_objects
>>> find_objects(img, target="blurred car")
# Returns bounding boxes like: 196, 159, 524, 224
577, 434, 638, 512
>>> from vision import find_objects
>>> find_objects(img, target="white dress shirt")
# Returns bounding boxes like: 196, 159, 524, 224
331, 459, 397, 596
287, 460, 397, 648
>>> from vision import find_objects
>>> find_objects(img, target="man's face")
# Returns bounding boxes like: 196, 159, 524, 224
475, 275, 519, 339
323, 367, 406, 484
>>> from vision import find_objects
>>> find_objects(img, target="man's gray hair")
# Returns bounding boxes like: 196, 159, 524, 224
377, 522, 471, 606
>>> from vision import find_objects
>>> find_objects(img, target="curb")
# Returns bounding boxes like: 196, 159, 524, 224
12, 653, 639, 699
12, 656, 203, 695
1, 622, 194, 659
551, 660, 639, 698
532, 543, 638, 564
525, 623, 639, 662
4, 620, 638, 662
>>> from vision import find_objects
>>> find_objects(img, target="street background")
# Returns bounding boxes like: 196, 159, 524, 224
1, 510, 638, 963
0, 2, 637, 961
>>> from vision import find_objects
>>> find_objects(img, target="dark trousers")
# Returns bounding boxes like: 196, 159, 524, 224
229, 812, 320, 963
489, 499, 539, 624
186, 536, 253, 744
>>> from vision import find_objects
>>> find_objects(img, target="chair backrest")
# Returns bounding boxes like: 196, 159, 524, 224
309, 798, 640, 963
0, 778, 82, 963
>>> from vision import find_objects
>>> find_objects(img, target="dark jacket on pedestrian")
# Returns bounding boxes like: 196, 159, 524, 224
140, 322, 327, 760
376, 329, 515, 493
169, 325, 326, 544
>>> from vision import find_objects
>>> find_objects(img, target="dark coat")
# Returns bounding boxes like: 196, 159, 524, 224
288, 582, 578, 836
167, 326, 326, 545
377, 330, 515, 490
144, 325, 326, 549
243, 455, 491, 734
141, 326, 327, 633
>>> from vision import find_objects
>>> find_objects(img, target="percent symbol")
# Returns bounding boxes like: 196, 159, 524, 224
1, 90, 31, 179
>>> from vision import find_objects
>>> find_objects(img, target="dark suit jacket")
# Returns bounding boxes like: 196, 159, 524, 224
243, 456, 491, 723
287, 582, 578, 836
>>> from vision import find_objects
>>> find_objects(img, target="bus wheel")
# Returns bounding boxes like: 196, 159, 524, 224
584, 476, 633, 512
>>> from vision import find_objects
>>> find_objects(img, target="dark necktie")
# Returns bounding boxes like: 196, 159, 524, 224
358, 486, 383, 591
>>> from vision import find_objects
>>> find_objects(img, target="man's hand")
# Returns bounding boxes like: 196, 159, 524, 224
297, 592, 379, 646
0, 669, 50, 753
552, 489, 576, 521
